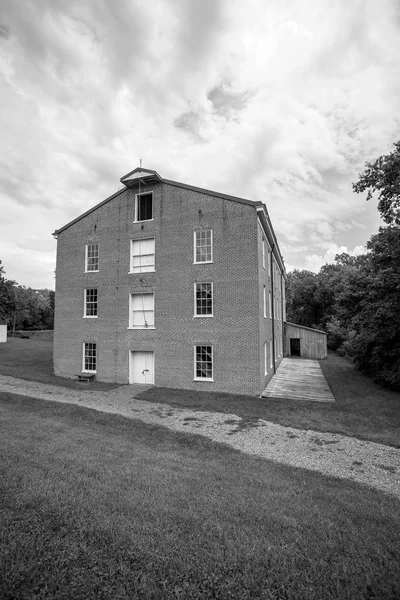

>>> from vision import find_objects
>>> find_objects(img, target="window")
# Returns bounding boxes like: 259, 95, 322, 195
270, 340, 273, 368
269, 291, 272, 318
195, 283, 213, 316
194, 230, 212, 263
194, 345, 213, 380
84, 288, 98, 317
264, 342, 268, 374
129, 293, 154, 328
85, 243, 99, 272
130, 238, 155, 273
83, 342, 97, 372
135, 192, 153, 222
262, 237, 267, 269
267, 250, 271, 275
263, 286, 267, 318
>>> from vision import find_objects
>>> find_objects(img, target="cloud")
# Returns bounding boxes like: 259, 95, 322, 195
0, 0, 399, 287
303, 244, 368, 273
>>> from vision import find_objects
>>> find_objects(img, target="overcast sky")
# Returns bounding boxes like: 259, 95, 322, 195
1, 0, 399, 289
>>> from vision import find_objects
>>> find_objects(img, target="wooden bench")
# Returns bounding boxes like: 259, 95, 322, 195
77, 373, 96, 383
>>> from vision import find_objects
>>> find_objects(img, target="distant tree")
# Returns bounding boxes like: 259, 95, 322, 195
346, 226, 400, 389
0, 261, 16, 325
353, 140, 400, 224
285, 270, 321, 328
12, 287, 54, 330
0, 260, 54, 332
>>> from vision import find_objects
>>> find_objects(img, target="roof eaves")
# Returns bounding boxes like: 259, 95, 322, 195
52, 187, 126, 237
120, 167, 160, 181
162, 178, 258, 207
256, 205, 286, 277
285, 322, 327, 335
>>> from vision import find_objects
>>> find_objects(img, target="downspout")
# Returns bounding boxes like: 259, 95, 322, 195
270, 244, 276, 374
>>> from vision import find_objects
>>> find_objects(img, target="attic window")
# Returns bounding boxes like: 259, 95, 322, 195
135, 192, 153, 222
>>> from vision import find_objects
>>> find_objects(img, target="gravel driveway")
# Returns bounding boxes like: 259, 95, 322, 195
1, 374, 399, 499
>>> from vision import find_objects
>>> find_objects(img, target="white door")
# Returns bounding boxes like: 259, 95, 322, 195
129, 351, 154, 384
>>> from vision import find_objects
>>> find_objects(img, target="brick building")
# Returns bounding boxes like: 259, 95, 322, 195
53, 167, 286, 396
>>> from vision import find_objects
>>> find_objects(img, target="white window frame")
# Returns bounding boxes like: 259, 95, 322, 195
194, 229, 213, 264
85, 243, 99, 272
84, 288, 98, 318
128, 293, 155, 329
263, 286, 267, 318
194, 345, 214, 381
262, 237, 266, 270
268, 290, 272, 319
82, 342, 97, 373
134, 191, 153, 222
130, 238, 155, 273
270, 340, 273, 369
194, 282, 214, 317
264, 342, 268, 375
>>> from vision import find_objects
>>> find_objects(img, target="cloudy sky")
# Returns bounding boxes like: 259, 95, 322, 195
1, 0, 399, 289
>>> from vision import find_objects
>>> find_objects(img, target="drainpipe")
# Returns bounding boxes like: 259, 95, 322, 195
270, 244, 276, 374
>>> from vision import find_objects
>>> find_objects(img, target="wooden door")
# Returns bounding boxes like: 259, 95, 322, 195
129, 351, 154, 384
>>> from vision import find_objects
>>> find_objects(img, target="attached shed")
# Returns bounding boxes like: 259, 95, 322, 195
284, 322, 327, 360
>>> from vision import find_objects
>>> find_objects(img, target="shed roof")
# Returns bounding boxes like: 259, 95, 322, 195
285, 322, 327, 335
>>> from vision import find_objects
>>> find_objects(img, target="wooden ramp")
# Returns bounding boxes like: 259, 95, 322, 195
262, 358, 335, 402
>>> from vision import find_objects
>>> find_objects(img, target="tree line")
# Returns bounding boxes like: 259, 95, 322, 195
286, 141, 400, 390
0, 262, 54, 332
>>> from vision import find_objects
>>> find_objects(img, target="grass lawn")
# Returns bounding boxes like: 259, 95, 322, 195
139, 352, 400, 448
0, 334, 119, 391
1, 336, 399, 447
1, 394, 400, 599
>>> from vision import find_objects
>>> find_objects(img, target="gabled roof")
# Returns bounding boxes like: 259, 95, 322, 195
52, 165, 283, 279
120, 167, 163, 187
53, 168, 261, 236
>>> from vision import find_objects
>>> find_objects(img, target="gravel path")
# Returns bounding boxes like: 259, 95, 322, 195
1, 374, 399, 499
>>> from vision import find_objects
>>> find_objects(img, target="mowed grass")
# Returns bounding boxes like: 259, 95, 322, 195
139, 352, 400, 448
1, 336, 399, 446
1, 394, 400, 600
0, 334, 119, 391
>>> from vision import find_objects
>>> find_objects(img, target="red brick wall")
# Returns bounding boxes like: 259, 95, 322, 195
54, 181, 268, 395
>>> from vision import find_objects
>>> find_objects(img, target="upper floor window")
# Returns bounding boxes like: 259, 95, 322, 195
262, 237, 266, 269
194, 229, 213, 263
135, 192, 153, 222
85, 243, 99, 272
130, 238, 155, 273
83, 342, 97, 372
129, 293, 154, 328
263, 285, 267, 318
194, 282, 213, 316
84, 288, 98, 317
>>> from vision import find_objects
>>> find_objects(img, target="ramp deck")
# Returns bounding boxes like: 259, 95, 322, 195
262, 358, 335, 402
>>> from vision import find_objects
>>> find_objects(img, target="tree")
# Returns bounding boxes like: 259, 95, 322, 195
353, 140, 400, 224
285, 270, 321, 328
347, 226, 400, 389
0, 261, 54, 332
0, 261, 16, 325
